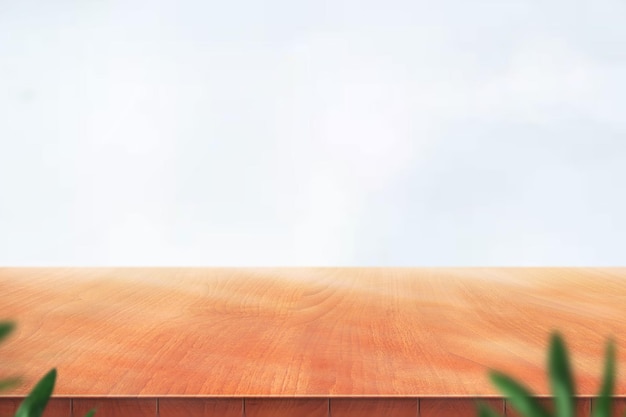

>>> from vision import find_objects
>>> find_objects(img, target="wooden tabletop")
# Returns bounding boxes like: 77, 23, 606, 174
1, 267, 626, 399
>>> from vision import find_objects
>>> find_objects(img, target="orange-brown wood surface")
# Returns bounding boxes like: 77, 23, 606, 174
2, 268, 626, 416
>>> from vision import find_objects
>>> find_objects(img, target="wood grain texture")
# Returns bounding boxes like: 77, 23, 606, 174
158, 398, 242, 417
330, 398, 416, 417
1, 267, 626, 397
244, 398, 328, 417
420, 398, 503, 417
72, 398, 155, 417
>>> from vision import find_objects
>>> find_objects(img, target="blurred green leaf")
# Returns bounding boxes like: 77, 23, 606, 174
488, 370, 552, 417
14, 368, 56, 417
474, 399, 505, 417
0, 321, 16, 343
593, 337, 616, 417
0, 321, 24, 394
548, 331, 575, 417
478, 331, 623, 417
81, 408, 98, 417
0, 376, 23, 391
2, 318, 93, 417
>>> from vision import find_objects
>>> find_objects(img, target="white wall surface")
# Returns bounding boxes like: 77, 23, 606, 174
1, 0, 625, 266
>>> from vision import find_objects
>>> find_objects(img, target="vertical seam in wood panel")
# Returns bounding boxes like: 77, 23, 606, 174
155, 397, 159, 417
327, 397, 330, 417
242, 397, 246, 417
417, 397, 420, 417
70, 398, 73, 417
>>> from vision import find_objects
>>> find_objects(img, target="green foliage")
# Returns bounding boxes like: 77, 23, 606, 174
0, 320, 97, 417
474, 330, 624, 417
0, 322, 23, 392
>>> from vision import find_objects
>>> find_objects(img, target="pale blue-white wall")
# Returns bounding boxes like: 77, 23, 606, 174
1, 0, 625, 266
